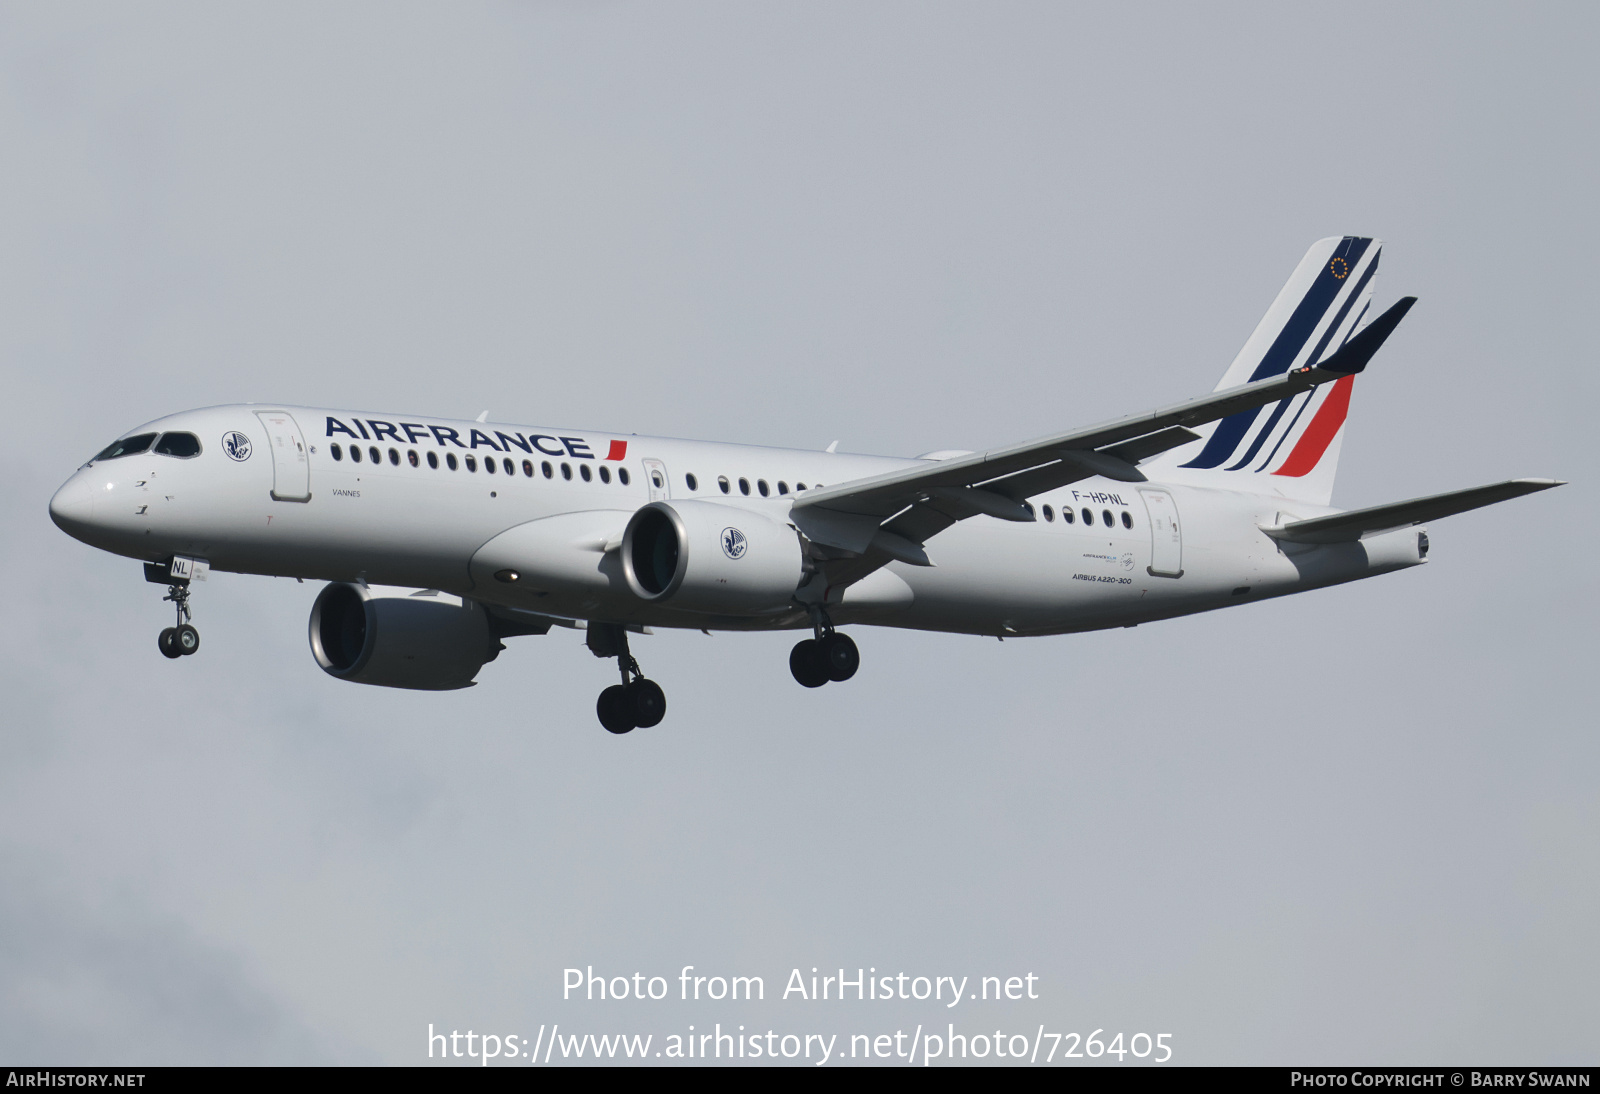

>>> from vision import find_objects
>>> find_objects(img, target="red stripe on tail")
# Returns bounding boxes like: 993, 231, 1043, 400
1272, 376, 1352, 478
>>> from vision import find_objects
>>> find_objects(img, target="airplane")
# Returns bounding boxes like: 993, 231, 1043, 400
48, 237, 1562, 734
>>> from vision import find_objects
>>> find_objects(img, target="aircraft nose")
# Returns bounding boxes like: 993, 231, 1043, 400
49, 471, 98, 538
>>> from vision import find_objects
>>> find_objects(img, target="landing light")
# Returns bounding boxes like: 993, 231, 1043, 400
494, 569, 520, 583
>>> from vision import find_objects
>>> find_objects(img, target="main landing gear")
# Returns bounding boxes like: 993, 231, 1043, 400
790, 610, 859, 689
157, 580, 200, 659
588, 623, 666, 735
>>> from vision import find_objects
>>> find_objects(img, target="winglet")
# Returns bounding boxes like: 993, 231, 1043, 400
1311, 296, 1417, 376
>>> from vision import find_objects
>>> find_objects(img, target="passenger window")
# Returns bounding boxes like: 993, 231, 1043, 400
501, 458, 512, 475
1122, 511, 1134, 529
522, 459, 533, 477
466, 455, 477, 472
1042, 504, 1054, 522
484, 456, 496, 474
1102, 509, 1113, 527
369, 446, 381, 463
599, 465, 611, 483
561, 463, 572, 480
408, 450, 419, 467
428, 451, 439, 469
1063, 507, 1074, 524
618, 468, 630, 486
331, 443, 343, 461
154, 432, 201, 458
92, 433, 157, 461
686, 473, 698, 491
758, 479, 769, 497
542, 461, 553, 478
387, 448, 398, 466
1023, 501, 1036, 520
777, 481, 788, 495
1081, 508, 1092, 525
795, 482, 806, 491
350, 446, 362, 463
580, 464, 592, 482
446, 453, 458, 470
739, 477, 750, 496
718, 476, 730, 494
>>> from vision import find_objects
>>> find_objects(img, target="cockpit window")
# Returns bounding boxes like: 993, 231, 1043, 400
153, 432, 202, 458
92, 433, 157, 461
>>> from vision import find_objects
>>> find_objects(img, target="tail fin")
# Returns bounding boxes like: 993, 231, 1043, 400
1147, 236, 1383, 506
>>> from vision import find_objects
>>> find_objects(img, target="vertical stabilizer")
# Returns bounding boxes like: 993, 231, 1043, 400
1146, 236, 1382, 506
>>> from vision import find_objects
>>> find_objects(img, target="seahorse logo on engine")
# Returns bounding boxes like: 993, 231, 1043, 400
721, 527, 748, 560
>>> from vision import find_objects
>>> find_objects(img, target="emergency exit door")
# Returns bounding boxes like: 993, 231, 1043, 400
642, 458, 670, 502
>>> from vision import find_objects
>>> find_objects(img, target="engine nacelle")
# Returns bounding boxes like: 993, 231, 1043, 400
308, 583, 500, 690
621, 500, 804, 615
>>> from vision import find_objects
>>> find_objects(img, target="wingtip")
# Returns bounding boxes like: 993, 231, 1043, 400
1315, 295, 1417, 375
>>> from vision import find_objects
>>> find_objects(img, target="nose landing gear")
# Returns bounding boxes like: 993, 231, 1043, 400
157, 585, 200, 659
790, 609, 858, 688
146, 557, 202, 659
588, 622, 666, 735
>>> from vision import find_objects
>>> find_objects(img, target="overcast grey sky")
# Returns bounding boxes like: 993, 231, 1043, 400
1, 2, 1594, 1066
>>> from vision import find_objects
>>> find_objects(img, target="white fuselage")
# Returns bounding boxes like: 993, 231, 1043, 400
49, 404, 1426, 638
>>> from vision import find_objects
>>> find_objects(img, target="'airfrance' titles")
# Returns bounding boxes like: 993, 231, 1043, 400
325, 417, 626, 461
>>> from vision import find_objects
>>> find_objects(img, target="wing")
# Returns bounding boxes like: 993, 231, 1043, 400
791, 296, 1417, 577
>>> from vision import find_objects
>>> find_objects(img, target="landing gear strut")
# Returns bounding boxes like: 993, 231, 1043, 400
588, 623, 666, 735
157, 583, 200, 659
790, 608, 858, 688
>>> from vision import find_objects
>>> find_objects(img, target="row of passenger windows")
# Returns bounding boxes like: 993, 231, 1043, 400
328, 442, 1133, 528
682, 473, 821, 496
676, 470, 1131, 530
329, 443, 631, 485
93, 431, 201, 461
1035, 503, 1134, 529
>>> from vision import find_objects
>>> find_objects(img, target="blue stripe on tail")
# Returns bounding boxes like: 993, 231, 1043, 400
1182, 237, 1371, 470
1222, 253, 1381, 472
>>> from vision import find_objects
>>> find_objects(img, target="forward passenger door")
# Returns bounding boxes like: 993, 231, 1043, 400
255, 411, 312, 502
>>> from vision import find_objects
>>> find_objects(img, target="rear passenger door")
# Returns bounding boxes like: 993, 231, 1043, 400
1140, 488, 1183, 577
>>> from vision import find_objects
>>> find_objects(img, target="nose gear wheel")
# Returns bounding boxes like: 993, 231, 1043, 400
158, 577, 201, 658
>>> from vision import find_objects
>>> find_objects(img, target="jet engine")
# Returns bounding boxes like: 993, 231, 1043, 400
308, 582, 501, 690
621, 500, 805, 615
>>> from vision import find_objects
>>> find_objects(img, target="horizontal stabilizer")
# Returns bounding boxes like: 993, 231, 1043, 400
1263, 478, 1564, 544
